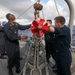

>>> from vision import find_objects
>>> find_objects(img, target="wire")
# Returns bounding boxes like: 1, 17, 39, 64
42, 9, 45, 19
17, 1, 38, 19
54, 0, 60, 16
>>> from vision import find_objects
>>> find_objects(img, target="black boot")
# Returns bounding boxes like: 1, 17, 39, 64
20, 57, 23, 60
8, 69, 13, 75
0, 54, 6, 59
16, 68, 21, 74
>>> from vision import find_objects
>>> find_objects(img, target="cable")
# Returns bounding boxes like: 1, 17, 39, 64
42, 9, 45, 19
17, 1, 38, 19
54, 0, 60, 16
17, 5, 33, 19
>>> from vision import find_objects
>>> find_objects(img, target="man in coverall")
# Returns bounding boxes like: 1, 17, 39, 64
49, 16, 72, 75
4, 13, 31, 75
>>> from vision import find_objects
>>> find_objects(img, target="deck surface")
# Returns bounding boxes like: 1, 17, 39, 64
0, 41, 75, 75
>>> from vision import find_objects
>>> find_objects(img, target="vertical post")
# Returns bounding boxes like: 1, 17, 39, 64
65, 0, 74, 43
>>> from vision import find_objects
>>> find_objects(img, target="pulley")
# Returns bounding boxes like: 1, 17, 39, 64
34, 3, 43, 11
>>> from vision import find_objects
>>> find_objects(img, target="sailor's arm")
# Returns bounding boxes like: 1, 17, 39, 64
17, 23, 31, 30
49, 26, 55, 32
49, 26, 66, 36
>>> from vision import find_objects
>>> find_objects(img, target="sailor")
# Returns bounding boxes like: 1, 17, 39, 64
45, 19, 54, 63
0, 21, 6, 59
49, 16, 72, 75
4, 13, 31, 75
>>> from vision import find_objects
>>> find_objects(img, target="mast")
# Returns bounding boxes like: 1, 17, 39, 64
65, 0, 74, 43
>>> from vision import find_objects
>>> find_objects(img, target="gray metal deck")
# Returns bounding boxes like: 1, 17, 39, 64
0, 41, 75, 75
0, 42, 28, 75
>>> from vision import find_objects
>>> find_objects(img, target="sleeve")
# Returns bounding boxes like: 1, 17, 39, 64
0, 27, 4, 32
55, 27, 66, 36
17, 23, 31, 30
4, 25, 21, 41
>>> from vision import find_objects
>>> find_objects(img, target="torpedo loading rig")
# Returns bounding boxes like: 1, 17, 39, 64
19, 0, 74, 75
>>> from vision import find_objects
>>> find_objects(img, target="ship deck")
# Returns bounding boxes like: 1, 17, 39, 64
0, 41, 75, 75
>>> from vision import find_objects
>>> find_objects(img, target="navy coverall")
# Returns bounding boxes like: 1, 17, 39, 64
52, 25, 72, 75
0, 27, 5, 55
4, 22, 31, 70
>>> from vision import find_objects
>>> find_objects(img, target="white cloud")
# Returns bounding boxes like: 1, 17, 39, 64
0, 0, 75, 25
0, 6, 11, 22
16, 19, 32, 25
39, 0, 69, 25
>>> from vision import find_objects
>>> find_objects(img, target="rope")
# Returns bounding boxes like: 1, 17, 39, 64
42, 9, 45, 19
54, 0, 60, 16
17, 0, 45, 20
17, 1, 38, 19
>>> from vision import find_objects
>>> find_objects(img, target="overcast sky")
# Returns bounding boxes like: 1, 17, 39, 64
0, 0, 75, 25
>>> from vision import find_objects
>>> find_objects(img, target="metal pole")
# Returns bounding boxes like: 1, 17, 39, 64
65, 0, 74, 39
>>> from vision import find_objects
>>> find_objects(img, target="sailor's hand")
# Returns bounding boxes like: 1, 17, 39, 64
21, 35, 27, 40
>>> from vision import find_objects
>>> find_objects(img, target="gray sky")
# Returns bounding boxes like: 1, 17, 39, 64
0, 0, 75, 25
